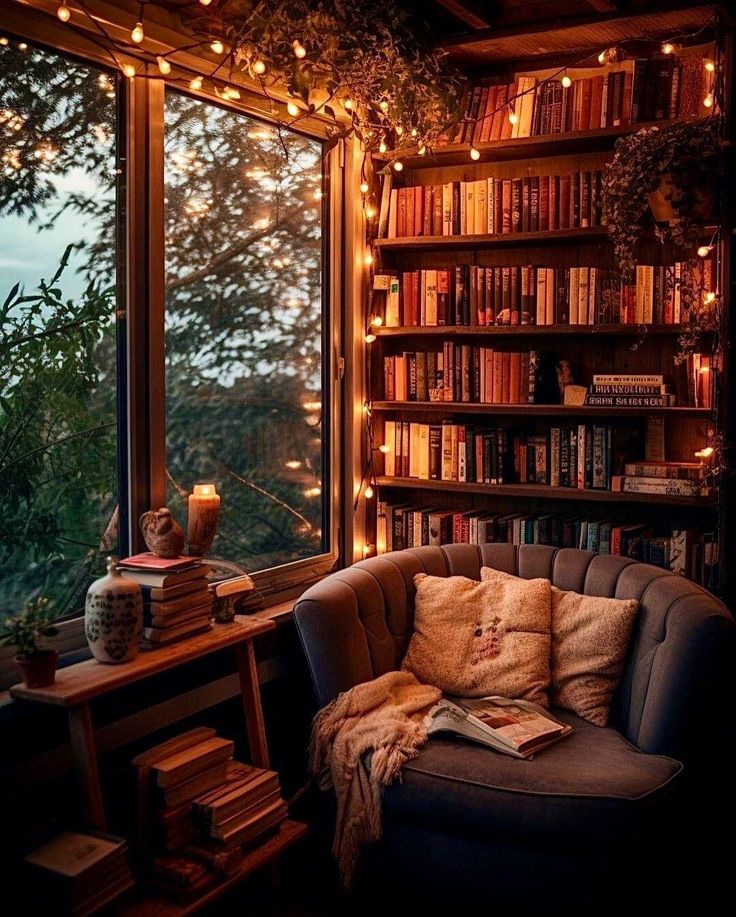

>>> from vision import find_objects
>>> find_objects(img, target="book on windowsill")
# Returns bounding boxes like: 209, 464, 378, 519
427, 695, 573, 759
119, 552, 203, 571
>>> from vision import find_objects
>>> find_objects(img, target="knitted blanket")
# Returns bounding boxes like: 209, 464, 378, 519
310, 671, 441, 886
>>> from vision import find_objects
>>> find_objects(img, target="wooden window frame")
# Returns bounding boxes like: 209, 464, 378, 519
1, 1, 348, 611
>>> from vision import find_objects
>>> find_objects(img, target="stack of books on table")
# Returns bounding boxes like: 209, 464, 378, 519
119, 553, 213, 646
24, 832, 134, 916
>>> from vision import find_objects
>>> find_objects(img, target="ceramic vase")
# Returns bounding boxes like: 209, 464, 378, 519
85, 558, 143, 664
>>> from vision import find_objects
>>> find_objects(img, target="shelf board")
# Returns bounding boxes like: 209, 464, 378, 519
374, 120, 684, 168
9, 616, 274, 708
116, 820, 307, 916
370, 401, 712, 419
375, 476, 716, 508
374, 324, 703, 338
374, 226, 608, 252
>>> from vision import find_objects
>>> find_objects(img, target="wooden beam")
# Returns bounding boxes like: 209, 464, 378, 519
435, 0, 491, 30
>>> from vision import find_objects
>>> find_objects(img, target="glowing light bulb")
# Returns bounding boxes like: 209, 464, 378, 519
252, 58, 266, 75
130, 21, 144, 44
157, 56, 171, 75
704, 291, 716, 304
561, 74, 572, 88
287, 100, 300, 117
705, 60, 715, 72
189, 76, 203, 90
380, 100, 389, 112
199, 0, 212, 5
285, 460, 302, 470
0, 37, 8, 46
210, 40, 224, 54
697, 446, 715, 459
362, 544, 371, 558
698, 245, 713, 257
364, 252, 374, 266
343, 98, 353, 111
365, 205, 377, 219
418, 145, 426, 156
360, 181, 369, 194
378, 139, 387, 154
395, 125, 403, 136
57, 2, 71, 22
470, 146, 480, 161
222, 86, 241, 100
292, 39, 306, 59
365, 333, 376, 344
392, 160, 403, 172
661, 42, 675, 55
379, 444, 390, 454
364, 485, 375, 499
703, 93, 714, 108
122, 64, 136, 79
370, 314, 383, 327
18, 43, 28, 51
508, 110, 518, 126
598, 50, 607, 64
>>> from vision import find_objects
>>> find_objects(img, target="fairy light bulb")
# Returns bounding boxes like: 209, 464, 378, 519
210, 40, 225, 54
362, 544, 371, 558
343, 98, 354, 111
378, 139, 387, 154
292, 39, 306, 59
370, 314, 383, 327
661, 42, 675, 55
122, 64, 136, 79
252, 59, 266, 75
418, 145, 426, 156
364, 485, 375, 499
131, 21, 144, 43
0, 37, 8, 46
698, 245, 713, 257
189, 76, 203, 90
364, 252, 374, 266
364, 333, 376, 344
222, 86, 241, 100
365, 205, 377, 219
705, 60, 715, 73
199, 0, 212, 5
697, 446, 715, 459
287, 100, 300, 117
703, 93, 714, 108
704, 291, 716, 304
561, 74, 572, 88
157, 56, 171, 75
508, 110, 518, 126
598, 50, 607, 64
360, 181, 369, 194
380, 100, 389, 113
470, 146, 480, 161
392, 160, 403, 172
379, 444, 390, 454
57, 2, 71, 22
395, 125, 403, 136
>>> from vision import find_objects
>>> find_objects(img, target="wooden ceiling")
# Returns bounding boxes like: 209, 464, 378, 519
418, 1, 721, 64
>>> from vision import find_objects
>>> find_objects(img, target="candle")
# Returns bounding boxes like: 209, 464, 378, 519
188, 483, 221, 557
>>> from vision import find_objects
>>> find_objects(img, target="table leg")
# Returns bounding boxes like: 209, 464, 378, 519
68, 703, 107, 831
235, 641, 270, 768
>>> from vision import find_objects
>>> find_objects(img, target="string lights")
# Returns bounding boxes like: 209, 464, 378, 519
56, 2, 70, 22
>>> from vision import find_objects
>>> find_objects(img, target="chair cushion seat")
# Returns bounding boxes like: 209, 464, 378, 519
383, 710, 682, 841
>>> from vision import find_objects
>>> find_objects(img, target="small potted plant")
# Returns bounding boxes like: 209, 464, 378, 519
601, 118, 723, 278
2, 597, 60, 688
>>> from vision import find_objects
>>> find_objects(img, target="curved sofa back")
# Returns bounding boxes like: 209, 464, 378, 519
294, 544, 735, 760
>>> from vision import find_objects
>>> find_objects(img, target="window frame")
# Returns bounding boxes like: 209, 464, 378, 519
0, 4, 345, 637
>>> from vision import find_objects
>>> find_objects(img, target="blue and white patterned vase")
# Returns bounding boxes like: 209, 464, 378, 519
85, 557, 143, 664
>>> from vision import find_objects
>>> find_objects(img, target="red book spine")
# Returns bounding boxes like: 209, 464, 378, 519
397, 188, 407, 237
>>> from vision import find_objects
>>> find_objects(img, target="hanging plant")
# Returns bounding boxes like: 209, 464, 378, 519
180, 0, 464, 156
601, 118, 724, 280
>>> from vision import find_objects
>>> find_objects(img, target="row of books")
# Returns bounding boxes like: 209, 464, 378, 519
376, 502, 719, 589
119, 554, 214, 646
383, 348, 539, 405
379, 260, 714, 328
382, 421, 622, 490
584, 368, 712, 410
456, 53, 714, 144
382, 171, 602, 238
134, 727, 287, 904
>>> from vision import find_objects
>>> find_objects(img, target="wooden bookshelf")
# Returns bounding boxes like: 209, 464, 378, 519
374, 324, 713, 338
375, 476, 716, 508
375, 226, 607, 252
371, 402, 712, 419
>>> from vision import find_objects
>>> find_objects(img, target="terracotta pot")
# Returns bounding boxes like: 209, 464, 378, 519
15, 650, 58, 688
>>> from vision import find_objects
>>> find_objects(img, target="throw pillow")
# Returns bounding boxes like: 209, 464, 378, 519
401, 571, 552, 706
481, 566, 639, 726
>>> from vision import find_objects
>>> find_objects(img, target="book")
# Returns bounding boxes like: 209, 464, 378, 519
153, 736, 235, 788
610, 476, 706, 497
144, 589, 213, 616
141, 618, 212, 645
427, 696, 573, 759
193, 764, 280, 827
119, 553, 202, 571
123, 564, 212, 589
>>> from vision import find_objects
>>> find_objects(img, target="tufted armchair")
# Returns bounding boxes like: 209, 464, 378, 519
294, 544, 736, 910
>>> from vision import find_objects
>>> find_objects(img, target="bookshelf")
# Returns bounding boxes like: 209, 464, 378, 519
367, 18, 727, 594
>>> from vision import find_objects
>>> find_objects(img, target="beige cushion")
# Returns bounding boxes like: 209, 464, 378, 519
481, 567, 639, 726
402, 571, 551, 706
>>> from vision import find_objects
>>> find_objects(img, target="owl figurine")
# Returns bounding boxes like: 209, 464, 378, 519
139, 507, 186, 558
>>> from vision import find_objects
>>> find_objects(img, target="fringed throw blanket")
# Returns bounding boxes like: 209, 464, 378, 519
310, 671, 441, 886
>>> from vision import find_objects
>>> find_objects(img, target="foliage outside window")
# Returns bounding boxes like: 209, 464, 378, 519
164, 91, 327, 574
0, 39, 119, 619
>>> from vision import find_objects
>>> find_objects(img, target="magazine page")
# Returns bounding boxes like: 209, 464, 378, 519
455, 696, 565, 752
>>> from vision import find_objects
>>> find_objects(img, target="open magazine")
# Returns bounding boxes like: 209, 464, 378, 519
427, 696, 573, 759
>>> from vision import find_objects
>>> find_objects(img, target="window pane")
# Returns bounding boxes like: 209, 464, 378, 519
0, 39, 120, 618
164, 91, 325, 574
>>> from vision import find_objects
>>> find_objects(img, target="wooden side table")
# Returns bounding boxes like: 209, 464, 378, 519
10, 616, 275, 831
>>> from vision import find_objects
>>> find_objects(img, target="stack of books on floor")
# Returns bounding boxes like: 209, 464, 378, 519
134, 728, 287, 904
24, 832, 134, 916
119, 553, 213, 646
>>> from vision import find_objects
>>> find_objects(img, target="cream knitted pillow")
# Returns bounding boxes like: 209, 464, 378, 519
480, 566, 639, 726
401, 571, 552, 706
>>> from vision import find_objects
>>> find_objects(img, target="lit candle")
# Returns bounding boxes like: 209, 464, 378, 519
187, 483, 221, 557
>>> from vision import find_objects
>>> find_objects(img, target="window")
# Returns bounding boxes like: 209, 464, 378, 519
0, 38, 121, 619
164, 90, 327, 576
